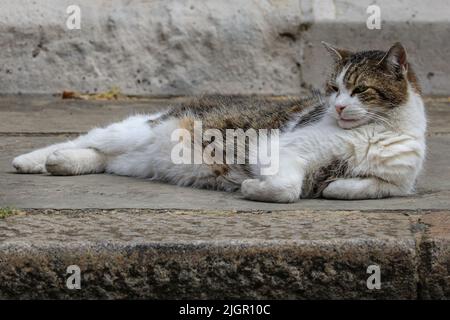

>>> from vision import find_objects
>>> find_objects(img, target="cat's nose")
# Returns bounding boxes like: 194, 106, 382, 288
335, 104, 347, 115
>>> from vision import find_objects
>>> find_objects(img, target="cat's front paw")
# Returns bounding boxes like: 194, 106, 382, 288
12, 152, 47, 174
322, 178, 375, 200
322, 181, 345, 199
241, 179, 299, 203
241, 179, 264, 201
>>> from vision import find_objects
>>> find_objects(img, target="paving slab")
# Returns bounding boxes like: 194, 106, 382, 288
1, 96, 449, 211
0, 209, 420, 299
1, 209, 448, 299
0, 95, 180, 134
1, 95, 448, 135
0, 135, 449, 211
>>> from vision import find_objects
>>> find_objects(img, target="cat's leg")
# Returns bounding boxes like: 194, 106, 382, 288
322, 177, 406, 200
241, 154, 305, 203
45, 148, 107, 176
12, 140, 78, 174
12, 113, 163, 174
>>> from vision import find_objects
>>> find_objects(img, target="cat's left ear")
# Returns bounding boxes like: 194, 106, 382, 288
321, 41, 353, 61
379, 42, 408, 74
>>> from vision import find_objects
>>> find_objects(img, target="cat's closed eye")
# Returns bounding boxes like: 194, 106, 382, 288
351, 85, 369, 95
328, 84, 339, 92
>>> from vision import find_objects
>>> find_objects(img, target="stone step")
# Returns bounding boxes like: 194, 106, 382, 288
0, 209, 448, 299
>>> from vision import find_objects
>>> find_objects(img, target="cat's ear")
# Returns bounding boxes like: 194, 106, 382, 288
321, 41, 352, 61
378, 42, 408, 74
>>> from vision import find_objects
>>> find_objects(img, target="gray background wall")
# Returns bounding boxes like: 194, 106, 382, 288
1, 0, 449, 96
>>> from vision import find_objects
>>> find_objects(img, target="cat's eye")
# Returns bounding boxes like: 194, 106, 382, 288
352, 86, 368, 95
328, 84, 339, 92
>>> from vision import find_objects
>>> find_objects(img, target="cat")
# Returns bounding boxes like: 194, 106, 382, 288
12, 42, 426, 203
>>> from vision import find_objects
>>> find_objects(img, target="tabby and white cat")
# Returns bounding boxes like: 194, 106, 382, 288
12, 42, 426, 203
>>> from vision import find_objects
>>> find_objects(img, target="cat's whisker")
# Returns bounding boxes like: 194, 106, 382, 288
364, 111, 394, 128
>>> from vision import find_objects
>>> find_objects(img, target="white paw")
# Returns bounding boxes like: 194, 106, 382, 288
241, 179, 263, 200
241, 179, 299, 203
12, 152, 47, 174
322, 180, 348, 199
322, 179, 375, 200
45, 150, 76, 176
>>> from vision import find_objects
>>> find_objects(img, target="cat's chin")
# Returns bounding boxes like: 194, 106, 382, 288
337, 118, 367, 129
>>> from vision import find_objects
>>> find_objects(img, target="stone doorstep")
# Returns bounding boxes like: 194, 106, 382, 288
0, 209, 448, 299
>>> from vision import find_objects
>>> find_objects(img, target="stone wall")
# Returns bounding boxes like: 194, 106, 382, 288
0, 0, 449, 95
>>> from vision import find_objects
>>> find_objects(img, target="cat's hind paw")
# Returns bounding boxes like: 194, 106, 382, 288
45, 148, 106, 176
12, 152, 47, 174
45, 150, 76, 176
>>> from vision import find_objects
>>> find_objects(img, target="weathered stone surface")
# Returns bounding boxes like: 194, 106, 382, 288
0, 95, 448, 134
0, 0, 303, 96
1, 0, 449, 95
0, 210, 416, 243
0, 95, 178, 134
301, 21, 450, 96
1, 96, 449, 211
1, 134, 450, 211
423, 98, 450, 135
0, 210, 418, 299
417, 212, 450, 299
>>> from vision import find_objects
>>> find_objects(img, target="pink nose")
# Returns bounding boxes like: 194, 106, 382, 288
335, 104, 347, 115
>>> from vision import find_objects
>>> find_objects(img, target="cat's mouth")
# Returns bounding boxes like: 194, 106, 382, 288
337, 117, 367, 129
340, 117, 359, 122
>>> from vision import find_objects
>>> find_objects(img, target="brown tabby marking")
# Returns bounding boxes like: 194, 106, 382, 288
154, 43, 421, 193
165, 95, 325, 181
326, 44, 421, 115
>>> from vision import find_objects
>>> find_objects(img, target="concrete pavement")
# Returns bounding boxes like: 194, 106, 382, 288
1, 95, 449, 211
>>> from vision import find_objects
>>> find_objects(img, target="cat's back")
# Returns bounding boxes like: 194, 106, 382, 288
163, 94, 325, 132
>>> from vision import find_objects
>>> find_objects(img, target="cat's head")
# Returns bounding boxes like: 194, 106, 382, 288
322, 42, 421, 129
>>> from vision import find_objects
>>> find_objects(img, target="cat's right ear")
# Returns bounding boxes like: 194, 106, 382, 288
377, 42, 408, 74
321, 41, 352, 61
